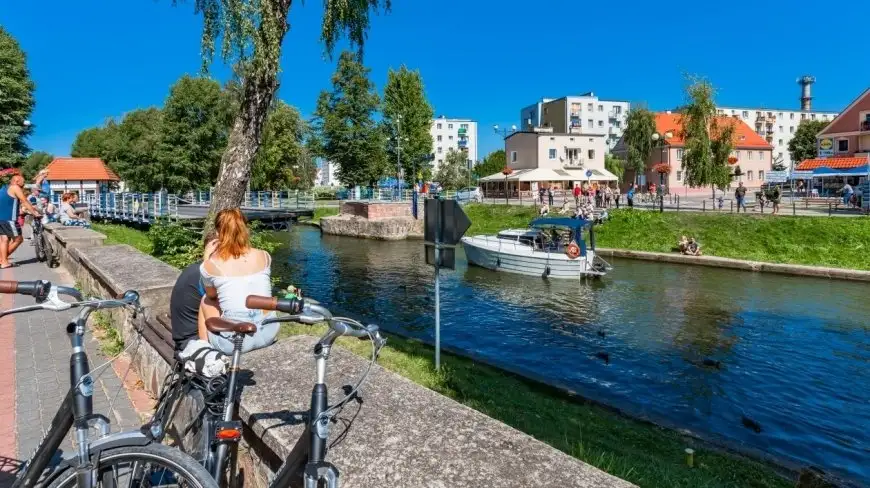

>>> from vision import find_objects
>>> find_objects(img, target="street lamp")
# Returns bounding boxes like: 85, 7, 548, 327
493, 124, 518, 138
501, 167, 513, 205
394, 115, 409, 200
651, 131, 673, 212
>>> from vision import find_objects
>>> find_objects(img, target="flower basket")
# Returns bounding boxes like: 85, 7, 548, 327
728, 156, 738, 165
501, 167, 513, 176
653, 163, 672, 174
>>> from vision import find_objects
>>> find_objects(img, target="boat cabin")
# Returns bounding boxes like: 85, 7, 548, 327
496, 217, 594, 254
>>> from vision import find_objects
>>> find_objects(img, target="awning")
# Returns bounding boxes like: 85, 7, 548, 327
479, 167, 618, 182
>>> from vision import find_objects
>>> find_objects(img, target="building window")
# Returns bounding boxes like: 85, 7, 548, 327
735, 150, 741, 159
790, 113, 795, 120
586, 103, 592, 111
436, 123, 442, 129
747, 170, 754, 181
748, 151, 753, 160
778, 152, 783, 160
778, 112, 783, 118
598, 120, 604, 127
811, 114, 816, 120
461, 123, 468, 129
614, 121, 621, 128
588, 149, 595, 160
676, 170, 682, 181
742, 111, 749, 118
511, 151, 517, 162
717, 109, 724, 115
437, 135, 442, 141
838, 139, 849, 152
548, 149, 557, 159
614, 106, 622, 115
801, 114, 806, 120
759, 170, 764, 181
778, 139, 783, 146
448, 123, 453, 129
676, 148, 684, 161
448, 135, 453, 140
437, 147, 442, 154
790, 126, 795, 134
587, 119, 593, 129
758, 151, 764, 160
598, 105, 604, 112
779, 126, 783, 133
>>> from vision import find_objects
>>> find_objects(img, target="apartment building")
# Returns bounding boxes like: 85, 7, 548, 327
430, 116, 478, 173
716, 106, 838, 170
613, 112, 773, 193
319, 160, 339, 187
519, 93, 630, 150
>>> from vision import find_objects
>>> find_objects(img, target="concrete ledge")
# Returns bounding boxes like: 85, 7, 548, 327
596, 248, 870, 282
321, 214, 422, 240
44, 223, 107, 270
240, 336, 635, 488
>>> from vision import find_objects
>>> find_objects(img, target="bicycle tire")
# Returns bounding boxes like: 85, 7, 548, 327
46, 443, 218, 488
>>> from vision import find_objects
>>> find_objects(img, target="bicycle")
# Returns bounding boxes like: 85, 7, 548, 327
147, 294, 386, 488
31, 219, 58, 268
0, 279, 217, 488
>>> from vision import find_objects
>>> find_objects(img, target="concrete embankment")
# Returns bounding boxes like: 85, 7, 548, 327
320, 201, 423, 240
597, 248, 870, 282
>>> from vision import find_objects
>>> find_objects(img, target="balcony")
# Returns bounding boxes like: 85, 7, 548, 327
458, 127, 467, 135
608, 110, 621, 120
562, 158, 585, 169
861, 121, 870, 131
458, 139, 468, 149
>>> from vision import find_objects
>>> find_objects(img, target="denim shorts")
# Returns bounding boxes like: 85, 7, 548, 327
207, 311, 279, 354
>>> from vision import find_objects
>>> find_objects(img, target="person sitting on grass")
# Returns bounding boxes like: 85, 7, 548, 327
557, 201, 570, 215
539, 203, 550, 217
678, 235, 689, 254
687, 238, 702, 256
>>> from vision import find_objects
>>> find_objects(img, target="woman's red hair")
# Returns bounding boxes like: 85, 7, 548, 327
214, 208, 250, 260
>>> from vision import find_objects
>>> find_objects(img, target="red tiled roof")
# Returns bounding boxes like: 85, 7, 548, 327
795, 157, 868, 170
654, 113, 772, 149
44, 158, 120, 182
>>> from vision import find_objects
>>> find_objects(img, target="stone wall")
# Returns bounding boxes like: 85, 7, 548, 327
43, 225, 634, 488
321, 201, 424, 240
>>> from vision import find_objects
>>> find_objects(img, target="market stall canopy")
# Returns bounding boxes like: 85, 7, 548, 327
479, 167, 618, 182
795, 157, 870, 176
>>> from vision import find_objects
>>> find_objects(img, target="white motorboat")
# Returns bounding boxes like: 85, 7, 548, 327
461, 217, 611, 279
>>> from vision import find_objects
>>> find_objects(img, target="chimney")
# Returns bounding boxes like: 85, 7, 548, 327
798, 75, 815, 111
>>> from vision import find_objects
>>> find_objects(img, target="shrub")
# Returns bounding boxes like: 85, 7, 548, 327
148, 219, 280, 269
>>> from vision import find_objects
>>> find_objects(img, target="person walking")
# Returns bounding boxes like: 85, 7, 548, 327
614, 185, 621, 208
627, 184, 635, 208
538, 186, 545, 205
573, 184, 581, 209
547, 186, 554, 207
840, 182, 854, 208
735, 181, 747, 213
771, 185, 781, 215
0, 174, 42, 268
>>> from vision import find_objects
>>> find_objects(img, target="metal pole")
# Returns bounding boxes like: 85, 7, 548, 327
433, 198, 442, 371
396, 117, 401, 201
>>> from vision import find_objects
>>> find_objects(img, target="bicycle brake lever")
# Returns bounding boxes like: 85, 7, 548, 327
43, 288, 72, 312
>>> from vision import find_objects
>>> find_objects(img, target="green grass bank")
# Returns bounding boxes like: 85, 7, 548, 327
464, 205, 870, 270
90, 220, 792, 487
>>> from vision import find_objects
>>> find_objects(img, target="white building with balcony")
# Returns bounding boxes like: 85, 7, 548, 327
430, 116, 478, 174
520, 93, 630, 150
319, 160, 339, 187
716, 107, 838, 170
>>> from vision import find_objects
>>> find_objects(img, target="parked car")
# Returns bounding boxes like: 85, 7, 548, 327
455, 187, 482, 203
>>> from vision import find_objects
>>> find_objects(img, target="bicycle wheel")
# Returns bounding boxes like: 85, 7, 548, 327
46, 443, 217, 488
165, 387, 212, 466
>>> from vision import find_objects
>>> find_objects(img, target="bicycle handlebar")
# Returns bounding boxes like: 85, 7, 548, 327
249, 295, 383, 342
0, 280, 140, 318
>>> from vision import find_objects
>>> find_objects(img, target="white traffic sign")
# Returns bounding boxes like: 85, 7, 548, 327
765, 171, 788, 183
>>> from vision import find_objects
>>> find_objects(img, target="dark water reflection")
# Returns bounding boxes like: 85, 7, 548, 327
272, 226, 869, 483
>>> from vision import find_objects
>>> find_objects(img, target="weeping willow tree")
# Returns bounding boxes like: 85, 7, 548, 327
622, 107, 656, 185
178, 0, 390, 229
680, 76, 734, 196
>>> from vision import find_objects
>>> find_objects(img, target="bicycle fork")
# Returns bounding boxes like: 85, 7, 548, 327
304, 344, 339, 488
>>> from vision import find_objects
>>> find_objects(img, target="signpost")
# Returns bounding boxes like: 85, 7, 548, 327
424, 198, 472, 370
765, 171, 789, 184
819, 138, 834, 159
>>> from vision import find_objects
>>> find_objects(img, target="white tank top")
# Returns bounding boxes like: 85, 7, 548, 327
200, 250, 274, 325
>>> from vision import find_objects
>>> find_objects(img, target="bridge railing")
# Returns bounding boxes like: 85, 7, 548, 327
87, 192, 179, 222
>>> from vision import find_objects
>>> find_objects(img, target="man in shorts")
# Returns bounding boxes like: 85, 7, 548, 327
0, 174, 42, 268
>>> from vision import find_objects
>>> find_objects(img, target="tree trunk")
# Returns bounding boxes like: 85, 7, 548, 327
204, 0, 292, 233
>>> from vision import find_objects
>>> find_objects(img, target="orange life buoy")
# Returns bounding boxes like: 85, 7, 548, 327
566, 241, 581, 259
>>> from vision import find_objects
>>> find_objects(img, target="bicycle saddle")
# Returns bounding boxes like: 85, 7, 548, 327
205, 317, 257, 335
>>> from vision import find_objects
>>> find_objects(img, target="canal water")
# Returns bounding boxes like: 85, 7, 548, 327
271, 226, 869, 483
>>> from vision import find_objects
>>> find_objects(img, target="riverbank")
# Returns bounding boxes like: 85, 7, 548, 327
90, 221, 794, 487
464, 205, 870, 271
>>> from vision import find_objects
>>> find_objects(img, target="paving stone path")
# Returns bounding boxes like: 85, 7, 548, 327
0, 240, 141, 486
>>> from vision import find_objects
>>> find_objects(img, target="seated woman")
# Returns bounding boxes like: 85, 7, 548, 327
687, 237, 702, 256
198, 208, 278, 354
678, 235, 689, 254
40, 196, 58, 223
59, 193, 90, 227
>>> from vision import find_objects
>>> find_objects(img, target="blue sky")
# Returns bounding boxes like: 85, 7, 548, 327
2, 0, 867, 160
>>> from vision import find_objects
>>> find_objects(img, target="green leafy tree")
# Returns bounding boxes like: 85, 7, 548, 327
70, 120, 126, 174
0, 27, 35, 167
19, 151, 53, 180
604, 153, 625, 182
312, 51, 387, 188
180, 0, 390, 229
118, 108, 164, 191
474, 149, 505, 178
381, 66, 434, 183
622, 107, 656, 183
680, 77, 733, 196
435, 149, 470, 190
788, 119, 829, 166
252, 102, 313, 190
158, 75, 230, 193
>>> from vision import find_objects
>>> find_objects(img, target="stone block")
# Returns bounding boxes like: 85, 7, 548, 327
239, 336, 634, 488
321, 214, 423, 240
73, 244, 179, 316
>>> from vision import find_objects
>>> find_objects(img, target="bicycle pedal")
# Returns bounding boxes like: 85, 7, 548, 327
213, 420, 243, 443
